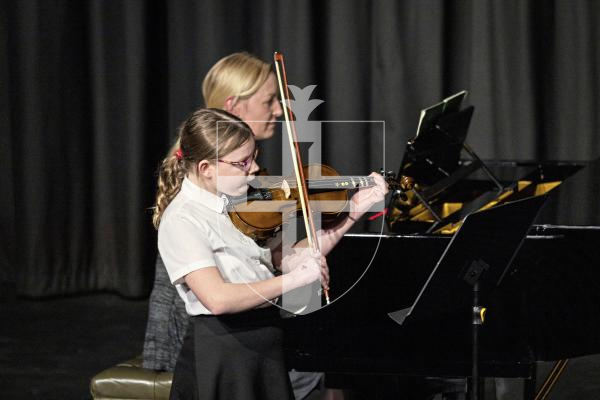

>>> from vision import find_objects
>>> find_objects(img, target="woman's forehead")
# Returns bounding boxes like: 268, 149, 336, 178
255, 74, 277, 98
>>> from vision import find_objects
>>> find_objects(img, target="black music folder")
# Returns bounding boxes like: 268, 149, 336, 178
389, 194, 547, 326
415, 90, 468, 138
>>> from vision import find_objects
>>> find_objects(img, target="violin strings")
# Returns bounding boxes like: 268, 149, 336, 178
261, 177, 375, 189
307, 177, 375, 188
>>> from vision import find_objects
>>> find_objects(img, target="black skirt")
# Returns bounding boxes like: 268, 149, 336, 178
169, 307, 293, 400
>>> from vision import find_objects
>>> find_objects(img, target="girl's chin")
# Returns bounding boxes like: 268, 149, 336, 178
238, 184, 250, 196
221, 184, 249, 197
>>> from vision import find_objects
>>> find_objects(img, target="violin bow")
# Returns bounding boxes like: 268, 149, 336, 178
273, 51, 330, 304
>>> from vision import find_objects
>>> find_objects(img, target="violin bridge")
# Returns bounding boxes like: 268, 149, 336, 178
281, 179, 291, 198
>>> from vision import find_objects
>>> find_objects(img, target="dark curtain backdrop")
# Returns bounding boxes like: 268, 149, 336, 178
1, 0, 599, 297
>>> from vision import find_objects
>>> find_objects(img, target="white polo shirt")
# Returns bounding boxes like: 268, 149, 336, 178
158, 177, 276, 315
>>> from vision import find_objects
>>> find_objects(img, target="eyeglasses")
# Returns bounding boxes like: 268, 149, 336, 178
217, 146, 259, 172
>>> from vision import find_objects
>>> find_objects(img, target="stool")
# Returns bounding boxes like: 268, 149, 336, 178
90, 355, 172, 400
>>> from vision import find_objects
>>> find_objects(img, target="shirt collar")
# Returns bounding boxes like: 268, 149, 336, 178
181, 177, 228, 214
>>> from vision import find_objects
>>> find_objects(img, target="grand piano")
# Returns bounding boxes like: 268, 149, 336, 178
282, 95, 600, 397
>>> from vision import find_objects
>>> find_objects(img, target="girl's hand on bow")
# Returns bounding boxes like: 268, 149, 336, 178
281, 247, 323, 289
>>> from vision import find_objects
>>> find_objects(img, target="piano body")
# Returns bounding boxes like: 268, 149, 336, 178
283, 100, 600, 388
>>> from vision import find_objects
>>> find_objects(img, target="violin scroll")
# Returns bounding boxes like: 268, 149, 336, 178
379, 169, 414, 202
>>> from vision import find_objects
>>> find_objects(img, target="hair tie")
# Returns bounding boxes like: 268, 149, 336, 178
175, 148, 184, 160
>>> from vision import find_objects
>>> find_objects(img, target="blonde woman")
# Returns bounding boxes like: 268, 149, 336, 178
204, 52, 282, 141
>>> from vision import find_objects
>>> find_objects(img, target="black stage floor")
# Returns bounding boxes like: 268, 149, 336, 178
1, 293, 600, 400
0, 293, 148, 400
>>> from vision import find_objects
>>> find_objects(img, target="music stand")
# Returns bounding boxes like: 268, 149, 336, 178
388, 194, 548, 400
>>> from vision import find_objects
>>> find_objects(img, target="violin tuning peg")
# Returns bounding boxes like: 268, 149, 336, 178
395, 189, 408, 202
379, 168, 394, 178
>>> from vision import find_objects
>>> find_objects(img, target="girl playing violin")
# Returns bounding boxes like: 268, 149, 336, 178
153, 108, 387, 399
143, 52, 282, 377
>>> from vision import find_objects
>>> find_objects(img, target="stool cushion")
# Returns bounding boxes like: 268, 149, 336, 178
90, 356, 172, 400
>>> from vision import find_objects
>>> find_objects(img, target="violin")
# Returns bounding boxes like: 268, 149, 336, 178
228, 165, 399, 242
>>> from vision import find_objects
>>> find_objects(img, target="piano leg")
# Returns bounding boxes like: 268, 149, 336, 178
524, 376, 536, 400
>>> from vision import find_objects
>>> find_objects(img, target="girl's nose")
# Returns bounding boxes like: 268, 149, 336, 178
249, 159, 260, 175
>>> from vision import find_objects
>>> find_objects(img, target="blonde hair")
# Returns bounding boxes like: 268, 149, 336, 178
153, 108, 253, 229
163, 53, 270, 160
202, 52, 272, 109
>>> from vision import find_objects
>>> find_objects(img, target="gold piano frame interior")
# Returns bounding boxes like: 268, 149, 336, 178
388, 180, 562, 234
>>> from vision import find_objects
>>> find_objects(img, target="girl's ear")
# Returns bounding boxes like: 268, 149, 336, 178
197, 160, 214, 177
